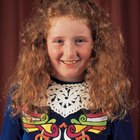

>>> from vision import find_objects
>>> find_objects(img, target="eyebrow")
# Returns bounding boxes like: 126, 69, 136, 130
49, 36, 65, 40
49, 36, 90, 40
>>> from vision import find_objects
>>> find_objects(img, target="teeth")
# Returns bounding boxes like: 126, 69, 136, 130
62, 60, 78, 64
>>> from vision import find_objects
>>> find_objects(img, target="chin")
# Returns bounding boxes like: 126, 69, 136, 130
62, 74, 84, 82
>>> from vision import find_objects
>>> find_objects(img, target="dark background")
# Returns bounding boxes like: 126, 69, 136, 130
0, 0, 139, 140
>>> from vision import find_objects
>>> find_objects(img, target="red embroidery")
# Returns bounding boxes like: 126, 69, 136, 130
35, 134, 49, 140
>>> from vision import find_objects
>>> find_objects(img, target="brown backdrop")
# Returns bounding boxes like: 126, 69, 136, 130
0, 0, 139, 140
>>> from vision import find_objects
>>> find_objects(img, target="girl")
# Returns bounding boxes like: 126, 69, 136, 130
1, 0, 134, 139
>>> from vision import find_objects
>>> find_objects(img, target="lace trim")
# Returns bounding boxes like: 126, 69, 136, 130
47, 81, 91, 117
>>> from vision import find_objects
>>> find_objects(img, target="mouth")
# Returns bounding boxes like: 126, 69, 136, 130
61, 60, 80, 64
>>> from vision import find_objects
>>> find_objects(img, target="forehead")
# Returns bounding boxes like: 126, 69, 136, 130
50, 16, 88, 25
47, 16, 91, 35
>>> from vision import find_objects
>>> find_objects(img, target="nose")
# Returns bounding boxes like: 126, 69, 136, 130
63, 42, 77, 59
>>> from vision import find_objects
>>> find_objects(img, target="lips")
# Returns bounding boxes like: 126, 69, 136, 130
61, 60, 80, 64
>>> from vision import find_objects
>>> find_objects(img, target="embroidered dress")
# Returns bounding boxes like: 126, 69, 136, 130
0, 78, 134, 140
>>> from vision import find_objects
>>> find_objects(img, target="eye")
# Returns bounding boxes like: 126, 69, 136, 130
53, 39, 64, 44
75, 39, 86, 45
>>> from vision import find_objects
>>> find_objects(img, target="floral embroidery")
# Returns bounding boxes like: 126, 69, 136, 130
22, 107, 59, 139
65, 112, 107, 139
22, 107, 107, 140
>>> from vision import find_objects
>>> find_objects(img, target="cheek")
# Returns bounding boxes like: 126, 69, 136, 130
80, 48, 92, 60
47, 46, 61, 61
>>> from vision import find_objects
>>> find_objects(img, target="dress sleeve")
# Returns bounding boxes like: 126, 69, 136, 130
0, 97, 24, 140
111, 113, 134, 140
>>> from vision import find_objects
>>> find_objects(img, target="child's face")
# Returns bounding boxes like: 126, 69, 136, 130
47, 17, 93, 82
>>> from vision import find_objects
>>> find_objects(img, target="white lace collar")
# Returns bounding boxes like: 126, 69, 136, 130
47, 80, 91, 117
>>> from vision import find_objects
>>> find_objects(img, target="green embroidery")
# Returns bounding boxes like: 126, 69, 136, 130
71, 114, 107, 126
22, 114, 56, 125
82, 131, 86, 140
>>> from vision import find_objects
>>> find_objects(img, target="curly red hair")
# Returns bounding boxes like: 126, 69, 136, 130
7, 0, 133, 120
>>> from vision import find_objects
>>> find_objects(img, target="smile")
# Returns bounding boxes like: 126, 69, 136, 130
61, 60, 79, 64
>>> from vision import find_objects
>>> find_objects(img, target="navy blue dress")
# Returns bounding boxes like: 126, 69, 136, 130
0, 79, 134, 140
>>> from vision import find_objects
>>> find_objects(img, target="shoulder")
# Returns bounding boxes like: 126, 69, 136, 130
1, 96, 24, 140
109, 113, 134, 140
